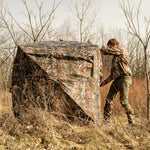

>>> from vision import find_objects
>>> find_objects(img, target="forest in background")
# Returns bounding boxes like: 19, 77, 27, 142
0, 0, 149, 90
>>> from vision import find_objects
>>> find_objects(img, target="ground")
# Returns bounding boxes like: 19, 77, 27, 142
0, 113, 150, 150
0, 91, 150, 150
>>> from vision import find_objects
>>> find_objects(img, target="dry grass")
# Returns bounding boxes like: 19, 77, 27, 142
0, 77, 150, 150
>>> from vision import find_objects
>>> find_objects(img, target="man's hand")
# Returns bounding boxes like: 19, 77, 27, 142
100, 50, 104, 55
100, 80, 106, 87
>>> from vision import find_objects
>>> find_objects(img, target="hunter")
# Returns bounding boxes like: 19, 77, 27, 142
100, 38, 135, 125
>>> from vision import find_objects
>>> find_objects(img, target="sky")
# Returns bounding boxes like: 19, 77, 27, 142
3, 0, 150, 32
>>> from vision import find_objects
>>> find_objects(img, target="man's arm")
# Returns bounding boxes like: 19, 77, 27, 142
100, 46, 123, 56
100, 75, 113, 87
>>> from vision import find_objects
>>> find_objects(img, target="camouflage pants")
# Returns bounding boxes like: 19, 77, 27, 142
104, 76, 134, 124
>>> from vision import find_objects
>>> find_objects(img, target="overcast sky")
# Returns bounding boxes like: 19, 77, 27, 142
3, 0, 150, 31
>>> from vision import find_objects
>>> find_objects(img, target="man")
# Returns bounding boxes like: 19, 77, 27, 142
100, 39, 134, 125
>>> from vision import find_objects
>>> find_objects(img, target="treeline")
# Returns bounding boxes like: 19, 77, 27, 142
0, 0, 149, 90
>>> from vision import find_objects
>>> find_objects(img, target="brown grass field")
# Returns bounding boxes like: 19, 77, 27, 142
0, 77, 150, 150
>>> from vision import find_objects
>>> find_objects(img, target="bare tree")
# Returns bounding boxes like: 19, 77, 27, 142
118, 0, 150, 120
0, 0, 63, 45
70, 0, 99, 43
53, 18, 77, 41
0, 0, 63, 89
127, 36, 145, 77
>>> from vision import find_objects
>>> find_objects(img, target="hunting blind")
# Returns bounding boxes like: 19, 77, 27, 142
12, 41, 102, 125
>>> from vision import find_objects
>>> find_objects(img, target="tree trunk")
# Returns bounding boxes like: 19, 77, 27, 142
148, 94, 150, 121
144, 48, 150, 121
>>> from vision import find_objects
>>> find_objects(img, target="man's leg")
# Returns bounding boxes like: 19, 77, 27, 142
119, 76, 135, 124
104, 80, 118, 122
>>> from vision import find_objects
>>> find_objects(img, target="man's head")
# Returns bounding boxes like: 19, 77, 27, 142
107, 39, 119, 48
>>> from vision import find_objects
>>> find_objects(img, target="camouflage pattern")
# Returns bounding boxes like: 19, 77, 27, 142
100, 45, 132, 85
12, 41, 103, 125
101, 45, 134, 124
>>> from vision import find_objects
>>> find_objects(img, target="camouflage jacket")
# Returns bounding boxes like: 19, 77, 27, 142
101, 45, 132, 84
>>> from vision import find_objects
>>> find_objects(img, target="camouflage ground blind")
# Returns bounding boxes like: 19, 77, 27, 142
12, 41, 102, 125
